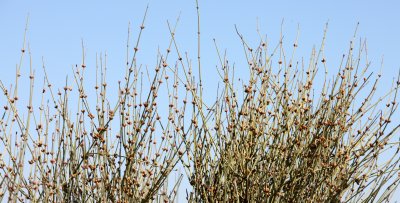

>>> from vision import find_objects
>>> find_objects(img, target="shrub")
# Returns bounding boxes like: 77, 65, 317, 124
183, 25, 400, 202
1, 7, 400, 203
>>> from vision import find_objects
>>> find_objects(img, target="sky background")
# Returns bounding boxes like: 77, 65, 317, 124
1, 0, 400, 201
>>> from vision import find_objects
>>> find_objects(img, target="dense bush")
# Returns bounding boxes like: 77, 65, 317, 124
184, 28, 400, 203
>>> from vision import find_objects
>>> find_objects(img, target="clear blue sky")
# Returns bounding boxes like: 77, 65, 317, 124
1, 0, 400, 85
1, 0, 400, 201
